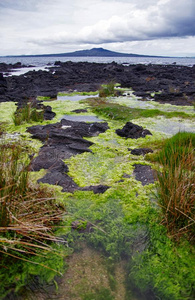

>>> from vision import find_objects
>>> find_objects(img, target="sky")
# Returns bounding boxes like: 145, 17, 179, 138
0, 0, 195, 57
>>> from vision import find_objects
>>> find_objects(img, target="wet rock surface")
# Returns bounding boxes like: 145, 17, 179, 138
0, 61, 194, 106
129, 148, 153, 156
133, 164, 156, 186
28, 119, 110, 193
71, 108, 88, 113
0, 62, 33, 73
116, 122, 152, 139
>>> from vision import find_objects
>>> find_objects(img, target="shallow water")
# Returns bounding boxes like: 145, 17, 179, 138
21, 245, 142, 300
61, 114, 103, 122
111, 94, 195, 136
112, 94, 195, 115
5, 65, 49, 76
57, 94, 98, 101
134, 116, 195, 136
150, 118, 195, 135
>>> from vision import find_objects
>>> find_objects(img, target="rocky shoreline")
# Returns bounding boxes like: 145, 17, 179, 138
0, 61, 193, 193
0, 61, 194, 106
0, 61, 194, 300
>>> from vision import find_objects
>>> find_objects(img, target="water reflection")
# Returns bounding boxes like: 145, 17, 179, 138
61, 114, 103, 122
57, 94, 98, 101
146, 118, 195, 135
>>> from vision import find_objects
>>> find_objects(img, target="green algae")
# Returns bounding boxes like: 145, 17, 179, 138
58, 91, 98, 96
1, 92, 194, 300
111, 93, 195, 115
43, 99, 94, 121
0, 243, 69, 299
90, 101, 194, 122
58, 94, 194, 299
84, 92, 194, 124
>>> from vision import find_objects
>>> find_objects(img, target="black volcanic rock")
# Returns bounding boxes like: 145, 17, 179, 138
130, 148, 153, 156
133, 164, 156, 186
0, 73, 7, 100
72, 109, 88, 113
82, 185, 110, 194
0, 61, 194, 106
28, 119, 109, 193
116, 122, 152, 139
43, 105, 56, 120
38, 171, 79, 193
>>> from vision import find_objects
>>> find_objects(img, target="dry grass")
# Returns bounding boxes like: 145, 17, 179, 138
0, 140, 65, 261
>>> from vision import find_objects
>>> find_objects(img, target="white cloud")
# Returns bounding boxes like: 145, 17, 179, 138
0, 0, 195, 56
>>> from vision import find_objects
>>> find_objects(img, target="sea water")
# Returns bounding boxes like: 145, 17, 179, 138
0, 55, 195, 76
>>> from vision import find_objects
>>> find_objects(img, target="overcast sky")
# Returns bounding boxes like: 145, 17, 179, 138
0, 0, 195, 57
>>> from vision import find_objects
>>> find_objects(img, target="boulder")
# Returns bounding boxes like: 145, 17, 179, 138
116, 122, 152, 139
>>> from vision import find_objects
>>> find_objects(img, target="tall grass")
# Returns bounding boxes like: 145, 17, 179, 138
0, 140, 65, 261
155, 132, 195, 241
13, 101, 44, 126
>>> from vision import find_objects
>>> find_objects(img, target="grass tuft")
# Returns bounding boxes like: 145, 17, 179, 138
155, 132, 195, 241
13, 101, 44, 126
0, 140, 65, 261
99, 82, 116, 98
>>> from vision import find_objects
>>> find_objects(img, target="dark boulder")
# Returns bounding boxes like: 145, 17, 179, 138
43, 105, 56, 120
116, 122, 152, 139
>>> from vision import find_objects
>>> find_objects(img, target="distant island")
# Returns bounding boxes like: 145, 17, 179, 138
47, 48, 160, 58
3, 47, 165, 58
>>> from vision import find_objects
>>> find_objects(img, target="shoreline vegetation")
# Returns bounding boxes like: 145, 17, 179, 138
0, 62, 195, 299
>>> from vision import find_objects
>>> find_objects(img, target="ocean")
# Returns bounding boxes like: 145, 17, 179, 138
0, 55, 195, 76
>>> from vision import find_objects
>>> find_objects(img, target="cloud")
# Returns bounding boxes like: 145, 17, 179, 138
78, 0, 195, 43
30, 0, 195, 46
0, 0, 195, 56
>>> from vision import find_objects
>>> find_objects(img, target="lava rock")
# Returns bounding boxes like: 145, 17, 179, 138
28, 119, 109, 194
72, 109, 88, 113
1, 62, 195, 106
82, 185, 110, 194
38, 171, 79, 193
43, 105, 56, 120
116, 122, 152, 139
133, 164, 156, 186
130, 148, 153, 156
